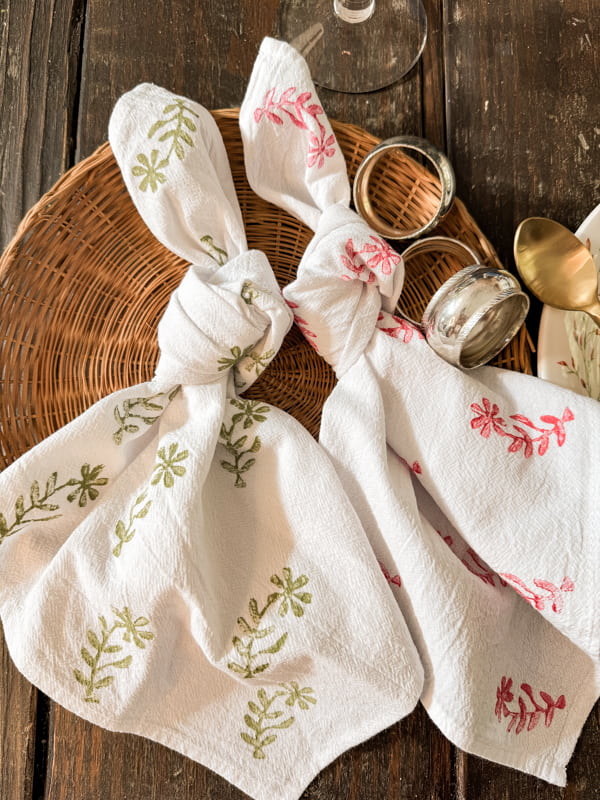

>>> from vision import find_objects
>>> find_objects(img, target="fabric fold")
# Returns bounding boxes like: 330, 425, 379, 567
0, 83, 424, 800
240, 36, 599, 787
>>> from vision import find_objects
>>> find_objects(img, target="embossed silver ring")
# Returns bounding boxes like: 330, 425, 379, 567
353, 136, 456, 240
422, 265, 530, 369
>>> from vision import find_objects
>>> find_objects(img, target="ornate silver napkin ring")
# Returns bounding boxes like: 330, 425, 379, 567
352, 136, 456, 240
396, 236, 529, 368
422, 263, 530, 369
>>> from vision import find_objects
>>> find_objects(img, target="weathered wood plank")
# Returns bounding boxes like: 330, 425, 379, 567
0, 621, 36, 800
0, 3, 85, 799
421, 0, 447, 149
0, 0, 85, 248
444, 0, 599, 268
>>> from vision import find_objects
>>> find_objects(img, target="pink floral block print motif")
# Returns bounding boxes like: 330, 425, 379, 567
495, 677, 566, 734
341, 237, 402, 284
501, 574, 575, 614
254, 87, 336, 168
377, 312, 425, 343
470, 398, 574, 457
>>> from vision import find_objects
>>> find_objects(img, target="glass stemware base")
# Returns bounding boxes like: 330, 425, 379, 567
279, 0, 428, 93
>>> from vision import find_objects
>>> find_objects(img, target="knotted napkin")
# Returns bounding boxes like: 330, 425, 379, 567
240, 37, 599, 786
0, 84, 425, 800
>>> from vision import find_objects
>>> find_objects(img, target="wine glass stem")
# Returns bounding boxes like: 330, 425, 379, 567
334, 0, 376, 24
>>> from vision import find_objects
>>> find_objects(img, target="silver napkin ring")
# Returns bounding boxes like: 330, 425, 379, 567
352, 136, 456, 240
395, 236, 481, 325
401, 235, 480, 268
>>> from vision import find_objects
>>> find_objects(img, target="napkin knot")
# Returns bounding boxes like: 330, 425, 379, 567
155, 250, 291, 389
284, 204, 405, 376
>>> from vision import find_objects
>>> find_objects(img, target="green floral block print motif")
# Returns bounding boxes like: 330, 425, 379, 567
228, 567, 312, 679
112, 442, 189, 556
74, 606, 155, 703
151, 442, 189, 488
0, 465, 108, 545
242, 683, 316, 760
219, 399, 271, 488
112, 386, 180, 446
230, 568, 316, 759
132, 97, 199, 192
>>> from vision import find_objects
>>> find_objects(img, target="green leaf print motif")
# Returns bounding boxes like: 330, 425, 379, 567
227, 567, 312, 679
233, 569, 316, 759
73, 606, 155, 703
219, 399, 271, 488
132, 98, 200, 191
241, 280, 259, 305
112, 491, 152, 557
112, 386, 180, 445
112, 441, 189, 556
241, 683, 316, 759
200, 234, 228, 265
0, 465, 108, 545
218, 347, 276, 379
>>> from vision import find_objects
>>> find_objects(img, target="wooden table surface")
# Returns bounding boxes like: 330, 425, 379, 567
1, 1, 598, 798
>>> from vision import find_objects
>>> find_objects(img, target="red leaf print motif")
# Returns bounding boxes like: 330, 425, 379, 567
377, 312, 425, 343
500, 574, 574, 613
285, 298, 319, 352
398, 455, 423, 474
437, 530, 507, 588
254, 86, 336, 169
495, 677, 566, 734
470, 398, 574, 457
379, 561, 402, 588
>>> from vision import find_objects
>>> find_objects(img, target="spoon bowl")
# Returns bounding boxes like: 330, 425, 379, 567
514, 217, 600, 327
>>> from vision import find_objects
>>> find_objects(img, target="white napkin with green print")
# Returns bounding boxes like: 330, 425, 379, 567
0, 84, 424, 800
240, 37, 600, 787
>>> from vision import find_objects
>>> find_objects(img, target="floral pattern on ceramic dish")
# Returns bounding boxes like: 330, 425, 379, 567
537, 202, 600, 400
563, 239, 600, 399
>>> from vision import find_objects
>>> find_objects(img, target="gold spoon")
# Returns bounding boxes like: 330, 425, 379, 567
514, 216, 600, 327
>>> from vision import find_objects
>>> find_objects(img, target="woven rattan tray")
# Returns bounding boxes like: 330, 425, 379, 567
0, 109, 532, 469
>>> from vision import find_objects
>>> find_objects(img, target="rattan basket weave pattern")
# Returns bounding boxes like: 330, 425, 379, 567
0, 109, 532, 469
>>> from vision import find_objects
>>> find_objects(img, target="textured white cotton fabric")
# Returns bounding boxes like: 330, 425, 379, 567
0, 83, 425, 800
240, 37, 599, 786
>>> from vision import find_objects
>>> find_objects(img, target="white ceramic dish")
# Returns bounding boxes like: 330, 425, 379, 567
537, 202, 600, 397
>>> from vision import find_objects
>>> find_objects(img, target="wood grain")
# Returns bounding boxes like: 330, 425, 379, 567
0, 621, 37, 800
0, 0, 84, 248
444, 0, 600, 268
0, 3, 84, 798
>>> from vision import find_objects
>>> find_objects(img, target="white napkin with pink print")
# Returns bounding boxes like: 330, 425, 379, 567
0, 83, 425, 800
240, 36, 599, 786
